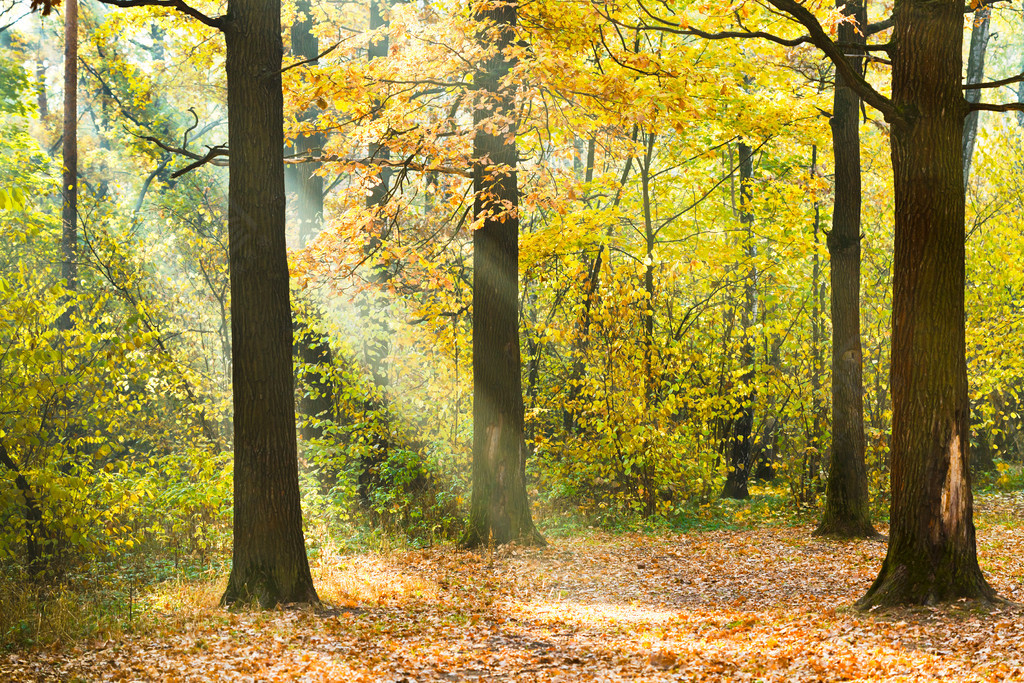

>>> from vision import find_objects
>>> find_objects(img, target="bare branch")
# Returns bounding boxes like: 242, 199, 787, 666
170, 146, 228, 177
968, 102, 1024, 114
605, 0, 900, 124
0, 10, 30, 32
761, 0, 899, 124
96, 0, 223, 30
964, 71, 1024, 90
280, 41, 341, 74
627, 0, 812, 48
132, 131, 229, 175
286, 154, 473, 178
865, 17, 894, 36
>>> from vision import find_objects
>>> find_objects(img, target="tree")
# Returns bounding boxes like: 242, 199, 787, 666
357, 0, 395, 506
54, 0, 322, 606
722, 140, 757, 500
462, 0, 544, 547
962, 3, 990, 189
813, 0, 877, 539
771, 0, 995, 606
288, 0, 335, 448
627, 0, 1000, 604
58, 0, 76, 330
219, 0, 318, 606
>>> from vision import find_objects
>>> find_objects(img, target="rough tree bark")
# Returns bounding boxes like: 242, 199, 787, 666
722, 141, 756, 500
856, 0, 994, 607
221, 0, 318, 606
814, 0, 877, 539
462, 0, 544, 547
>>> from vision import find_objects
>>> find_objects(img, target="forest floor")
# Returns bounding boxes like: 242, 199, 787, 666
4, 494, 1024, 681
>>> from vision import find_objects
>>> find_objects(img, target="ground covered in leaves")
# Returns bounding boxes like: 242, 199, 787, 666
5, 494, 1024, 681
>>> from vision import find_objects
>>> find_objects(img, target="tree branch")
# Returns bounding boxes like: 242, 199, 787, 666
169, 145, 229, 177
132, 132, 229, 175
96, 0, 223, 30
286, 154, 473, 177
627, 0, 812, 48
968, 101, 1024, 114
761, 0, 899, 124
280, 41, 341, 74
865, 17, 894, 36
614, 0, 900, 125
963, 71, 1024, 90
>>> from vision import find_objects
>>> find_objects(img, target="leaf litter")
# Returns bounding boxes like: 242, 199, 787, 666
4, 493, 1024, 681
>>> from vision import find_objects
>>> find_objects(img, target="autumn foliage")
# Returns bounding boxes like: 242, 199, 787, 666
2, 0, 1024, 673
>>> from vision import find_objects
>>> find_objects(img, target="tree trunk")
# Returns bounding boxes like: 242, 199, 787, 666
291, 0, 324, 248
462, 0, 544, 548
289, 0, 334, 446
59, 0, 77, 331
356, 0, 395, 507
857, 0, 994, 607
563, 133, 633, 434
294, 304, 335, 443
815, 0, 877, 538
722, 141, 756, 500
36, 19, 48, 118
962, 5, 990, 191
0, 443, 45, 577
221, 0, 318, 607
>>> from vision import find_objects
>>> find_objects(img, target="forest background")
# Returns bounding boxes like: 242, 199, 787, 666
1, 0, 1024, 658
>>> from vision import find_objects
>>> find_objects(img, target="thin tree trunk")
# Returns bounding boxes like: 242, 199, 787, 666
291, 0, 324, 248
857, 0, 994, 607
59, 0, 77, 330
563, 132, 634, 434
356, 0, 394, 506
0, 443, 45, 577
815, 0, 877, 538
289, 0, 334, 446
462, 0, 543, 548
962, 5, 990, 191
641, 132, 656, 411
221, 0, 318, 607
36, 18, 48, 118
640, 130, 657, 516
722, 141, 756, 500
804, 145, 824, 494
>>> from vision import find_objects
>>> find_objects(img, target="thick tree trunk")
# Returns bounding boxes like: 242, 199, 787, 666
462, 0, 544, 547
221, 0, 318, 607
815, 0, 877, 538
722, 141, 756, 500
59, 0, 77, 330
962, 5, 990, 191
857, 0, 994, 607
